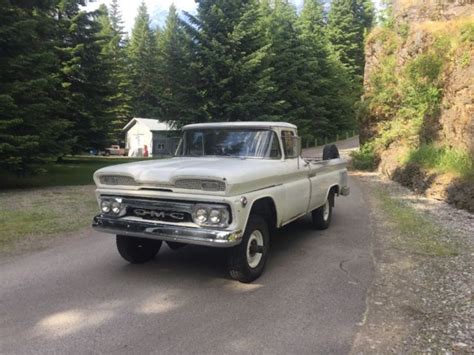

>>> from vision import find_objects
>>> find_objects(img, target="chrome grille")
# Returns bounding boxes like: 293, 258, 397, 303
99, 175, 137, 186
174, 179, 226, 191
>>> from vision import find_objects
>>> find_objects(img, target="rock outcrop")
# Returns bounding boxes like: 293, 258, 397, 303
361, 0, 474, 211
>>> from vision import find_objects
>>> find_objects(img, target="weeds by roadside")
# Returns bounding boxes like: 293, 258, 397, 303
376, 189, 458, 257
404, 144, 474, 181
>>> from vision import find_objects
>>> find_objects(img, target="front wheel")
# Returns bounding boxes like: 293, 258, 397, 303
227, 215, 270, 283
116, 235, 162, 264
312, 192, 333, 230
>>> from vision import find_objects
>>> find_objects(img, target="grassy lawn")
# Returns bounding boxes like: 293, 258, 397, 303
0, 156, 149, 189
0, 185, 98, 254
0, 156, 159, 254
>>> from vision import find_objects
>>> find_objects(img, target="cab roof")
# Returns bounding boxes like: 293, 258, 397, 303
182, 121, 297, 130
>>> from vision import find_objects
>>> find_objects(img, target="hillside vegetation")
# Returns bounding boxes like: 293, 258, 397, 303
355, 1, 473, 211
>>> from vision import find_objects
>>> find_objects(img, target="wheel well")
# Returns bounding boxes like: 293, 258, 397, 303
328, 185, 339, 207
330, 185, 339, 195
249, 197, 277, 230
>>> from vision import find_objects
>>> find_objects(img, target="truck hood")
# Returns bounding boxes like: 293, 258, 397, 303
94, 157, 289, 195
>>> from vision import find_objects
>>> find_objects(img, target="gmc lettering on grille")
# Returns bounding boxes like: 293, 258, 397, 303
133, 209, 186, 221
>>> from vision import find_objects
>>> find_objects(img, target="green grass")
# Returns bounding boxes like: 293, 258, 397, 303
0, 186, 98, 253
0, 156, 166, 253
0, 156, 150, 189
377, 190, 458, 257
405, 144, 474, 180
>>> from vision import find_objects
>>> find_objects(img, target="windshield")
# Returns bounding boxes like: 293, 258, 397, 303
179, 129, 281, 159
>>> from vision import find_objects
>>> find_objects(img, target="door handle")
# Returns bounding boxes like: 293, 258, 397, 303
309, 172, 317, 178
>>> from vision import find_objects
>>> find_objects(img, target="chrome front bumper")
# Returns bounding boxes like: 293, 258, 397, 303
92, 215, 242, 248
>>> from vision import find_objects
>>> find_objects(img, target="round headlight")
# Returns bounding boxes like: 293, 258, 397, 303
111, 201, 122, 215
101, 200, 111, 213
209, 210, 222, 224
195, 208, 208, 223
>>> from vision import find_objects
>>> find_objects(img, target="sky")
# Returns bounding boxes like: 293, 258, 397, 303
86, 0, 380, 34
86, 0, 305, 33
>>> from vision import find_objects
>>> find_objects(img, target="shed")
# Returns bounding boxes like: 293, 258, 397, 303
123, 118, 179, 157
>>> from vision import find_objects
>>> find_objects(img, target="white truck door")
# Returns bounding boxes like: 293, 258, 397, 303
280, 130, 311, 223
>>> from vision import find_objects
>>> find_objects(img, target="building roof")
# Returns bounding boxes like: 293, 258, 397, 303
123, 118, 175, 132
182, 121, 297, 130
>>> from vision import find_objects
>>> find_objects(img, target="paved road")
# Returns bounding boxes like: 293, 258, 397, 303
0, 177, 372, 354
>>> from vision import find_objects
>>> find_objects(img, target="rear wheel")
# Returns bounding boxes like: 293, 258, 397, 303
227, 215, 269, 283
312, 192, 333, 230
116, 235, 162, 263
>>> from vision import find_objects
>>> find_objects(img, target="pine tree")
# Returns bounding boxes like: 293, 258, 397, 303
298, 0, 355, 137
299, 0, 325, 39
183, 0, 275, 122
297, 0, 331, 138
352, 0, 375, 77
109, 0, 125, 38
157, 5, 195, 126
58, 2, 115, 152
98, 3, 132, 141
356, 0, 375, 30
326, 0, 374, 81
327, 0, 360, 77
0, 0, 69, 173
128, 2, 159, 118
260, 0, 320, 137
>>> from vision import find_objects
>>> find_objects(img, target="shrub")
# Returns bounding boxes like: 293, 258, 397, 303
405, 53, 444, 83
460, 22, 474, 43
351, 143, 377, 170
397, 22, 410, 39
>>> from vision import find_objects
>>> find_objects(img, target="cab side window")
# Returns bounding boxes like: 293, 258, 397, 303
269, 132, 282, 159
281, 130, 297, 159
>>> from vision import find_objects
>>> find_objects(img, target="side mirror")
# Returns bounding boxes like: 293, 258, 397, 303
292, 136, 302, 157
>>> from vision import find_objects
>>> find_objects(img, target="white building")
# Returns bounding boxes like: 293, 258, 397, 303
123, 118, 178, 157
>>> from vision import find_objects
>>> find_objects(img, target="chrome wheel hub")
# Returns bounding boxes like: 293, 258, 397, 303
246, 230, 264, 268
323, 200, 330, 221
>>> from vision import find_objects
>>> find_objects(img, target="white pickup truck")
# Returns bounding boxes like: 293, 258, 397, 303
92, 122, 350, 282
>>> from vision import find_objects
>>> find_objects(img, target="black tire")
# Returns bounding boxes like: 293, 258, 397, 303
227, 215, 270, 283
322, 144, 340, 160
166, 241, 186, 250
312, 192, 334, 230
116, 235, 162, 264
105, 151, 110, 156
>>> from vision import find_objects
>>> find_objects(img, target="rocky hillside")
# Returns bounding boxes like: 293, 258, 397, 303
358, 0, 473, 211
